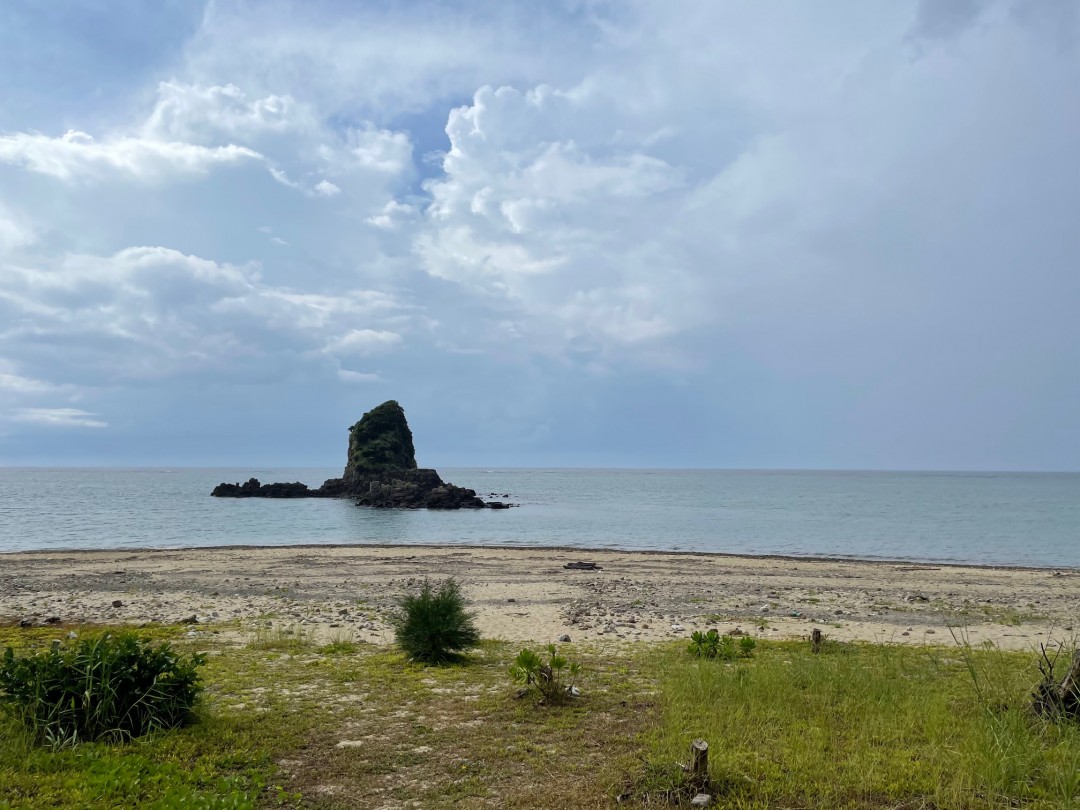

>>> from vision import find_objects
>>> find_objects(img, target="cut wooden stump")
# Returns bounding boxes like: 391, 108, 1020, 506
689, 738, 709, 782
810, 627, 824, 653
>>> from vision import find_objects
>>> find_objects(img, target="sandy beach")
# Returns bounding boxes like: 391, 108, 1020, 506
2, 545, 1077, 651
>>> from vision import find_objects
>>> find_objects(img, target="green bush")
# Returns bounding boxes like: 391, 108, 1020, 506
688, 629, 755, 661
0, 632, 205, 747
393, 578, 480, 664
510, 644, 582, 703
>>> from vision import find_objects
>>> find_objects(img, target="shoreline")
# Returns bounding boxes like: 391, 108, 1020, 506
3, 540, 1074, 574
2, 544, 1077, 651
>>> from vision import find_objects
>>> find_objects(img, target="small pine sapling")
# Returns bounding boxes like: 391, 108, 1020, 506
393, 578, 480, 664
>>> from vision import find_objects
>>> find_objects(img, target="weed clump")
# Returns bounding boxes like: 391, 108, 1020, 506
0, 632, 204, 747
393, 578, 480, 664
688, 629, 755, 660
510, 644, 581, 703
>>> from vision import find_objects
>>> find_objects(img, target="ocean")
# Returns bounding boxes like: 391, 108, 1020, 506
0, 468, 1077, 567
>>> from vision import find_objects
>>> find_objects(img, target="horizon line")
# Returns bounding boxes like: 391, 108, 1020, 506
1, 464, 1078, 475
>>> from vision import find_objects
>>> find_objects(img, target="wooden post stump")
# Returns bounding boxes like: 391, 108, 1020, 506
811, 628, 824, 653
689, 738, 709, 781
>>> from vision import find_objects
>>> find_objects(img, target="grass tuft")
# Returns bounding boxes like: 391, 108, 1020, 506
0, 632, 204, 748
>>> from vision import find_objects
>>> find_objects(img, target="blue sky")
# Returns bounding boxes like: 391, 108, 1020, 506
1, 0, 1077, 470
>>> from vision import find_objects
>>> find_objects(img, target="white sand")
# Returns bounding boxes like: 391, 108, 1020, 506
2, 545, 1077, 650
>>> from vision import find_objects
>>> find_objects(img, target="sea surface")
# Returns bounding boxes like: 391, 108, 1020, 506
0, 468, 1078, 567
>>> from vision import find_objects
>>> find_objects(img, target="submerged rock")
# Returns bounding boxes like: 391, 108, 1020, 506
212, 401, 511, 510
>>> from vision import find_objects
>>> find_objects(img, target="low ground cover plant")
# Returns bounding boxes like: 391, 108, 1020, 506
0, 631, 205, 747
509, 644, 582, 703
393, 577, 480, 664
688, 629, 755, 660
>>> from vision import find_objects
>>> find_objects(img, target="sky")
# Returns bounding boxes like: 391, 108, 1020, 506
0, 0, 1077, 471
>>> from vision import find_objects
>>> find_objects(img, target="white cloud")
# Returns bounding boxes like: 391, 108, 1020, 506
323, 329, 403, 356
366, 200, 417, 229
181, 1, 596, 120
1, 0, 1078, 468
143, 81, 310, 141
342, 125, 413, 174
0, 204, 35, 252
337, 369, 382, 383
0, 371, 59, 394
0, 246, 415, 383
12, 408, 107, 428
411, 83, 690, 354
0, 129, 262, 181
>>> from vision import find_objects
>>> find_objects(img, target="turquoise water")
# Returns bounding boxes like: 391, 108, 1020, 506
0, 468, 1077, 567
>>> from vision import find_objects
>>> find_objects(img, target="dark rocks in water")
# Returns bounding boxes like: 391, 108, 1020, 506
211, 478, 312, 498
211, 401, 514, 510
351, 468, 485, 509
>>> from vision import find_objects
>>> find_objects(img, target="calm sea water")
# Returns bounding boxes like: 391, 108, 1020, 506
0, 468, 1077, 567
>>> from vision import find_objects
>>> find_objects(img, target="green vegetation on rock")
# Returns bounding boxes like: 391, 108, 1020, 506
343, 400, 417, 477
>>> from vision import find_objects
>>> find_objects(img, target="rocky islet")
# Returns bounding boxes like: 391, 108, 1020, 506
211, 400, 512, 509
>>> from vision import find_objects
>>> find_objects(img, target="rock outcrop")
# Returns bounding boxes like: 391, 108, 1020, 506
212, 401, 507, 510
343, 400, 417, 477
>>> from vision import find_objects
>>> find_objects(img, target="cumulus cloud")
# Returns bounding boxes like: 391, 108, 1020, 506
366, 200, 417, 229
0, 79, 413, 197
412, 83, 691, 353
0, 0, 1077, 468
0, 246, 415, 386
142, 81, 309, 141
342, 125, 413, 174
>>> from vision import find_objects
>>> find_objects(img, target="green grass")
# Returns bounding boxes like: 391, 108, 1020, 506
3, 623, 1079, 809
637, 639, 1080, 808
1, 625, 653, 808
247, 623, 318, 653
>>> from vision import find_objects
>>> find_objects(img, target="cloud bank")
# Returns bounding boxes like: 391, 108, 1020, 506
0, 0, 1077, 469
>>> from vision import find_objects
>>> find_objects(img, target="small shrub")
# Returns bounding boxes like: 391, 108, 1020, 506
510, 644, 581, 703
393, 578, 480, 664
688, 630, 755, 661
0, 632, 205, 747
